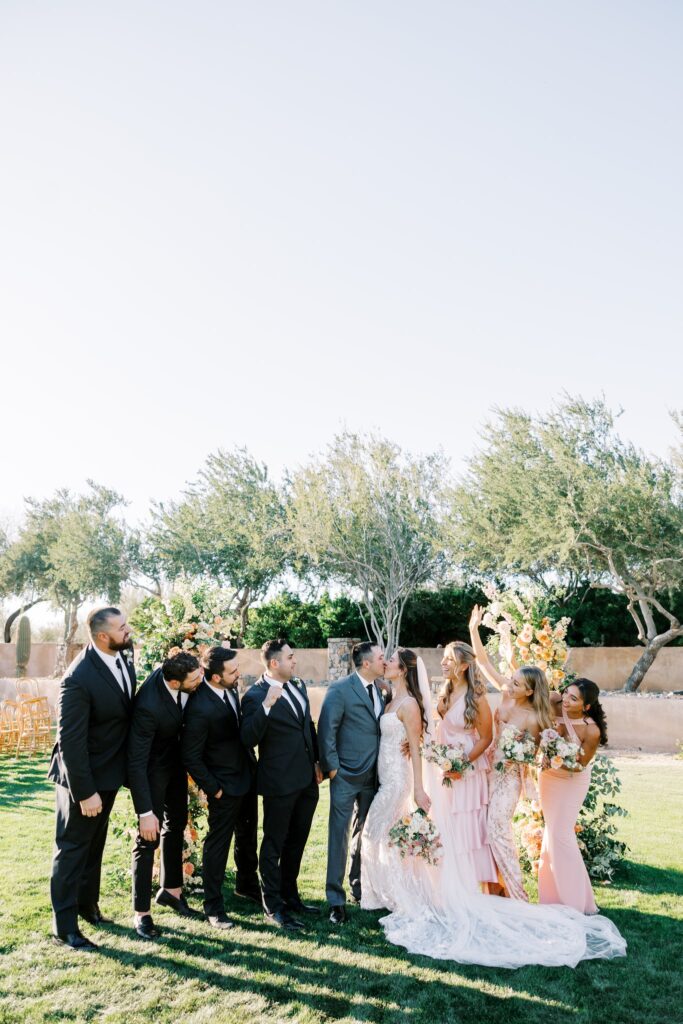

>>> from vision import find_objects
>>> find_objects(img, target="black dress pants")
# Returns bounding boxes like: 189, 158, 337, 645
131, 769, 188, 913
50, 785, 118, 934
203, 782, 259, 916
260, 775, 319, 916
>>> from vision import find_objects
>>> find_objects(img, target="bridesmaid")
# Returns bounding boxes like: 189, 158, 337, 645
436, 642, 497, 888
538, 678, 606, 913
468, 605, 554, 901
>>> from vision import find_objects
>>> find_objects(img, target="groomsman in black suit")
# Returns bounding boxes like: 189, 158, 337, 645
241, 639, 322, 932
128, 651, 204, 939
48, 607, 137, 951
182, 647, 259, 929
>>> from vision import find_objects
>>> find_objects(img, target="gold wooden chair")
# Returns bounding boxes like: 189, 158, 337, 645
0, 701, 21, 754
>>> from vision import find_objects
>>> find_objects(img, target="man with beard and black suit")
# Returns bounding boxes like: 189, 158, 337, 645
128, 651, 204, 940
240, 639, 322, 932
182, 647, 259, 929
48, 607, 137, 951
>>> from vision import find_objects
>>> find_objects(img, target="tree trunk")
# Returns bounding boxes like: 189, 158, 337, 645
3, 599, 45, 643
622, 625, 683, 692
53, 602, 81, 677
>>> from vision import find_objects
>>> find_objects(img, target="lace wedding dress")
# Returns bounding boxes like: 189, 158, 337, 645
361, 707, 627, 969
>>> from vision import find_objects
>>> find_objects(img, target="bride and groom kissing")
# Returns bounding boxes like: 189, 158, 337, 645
318, 641, 430, 923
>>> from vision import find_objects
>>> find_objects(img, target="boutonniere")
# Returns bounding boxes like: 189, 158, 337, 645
292, 677, 304, 691
123, 648, 134, 665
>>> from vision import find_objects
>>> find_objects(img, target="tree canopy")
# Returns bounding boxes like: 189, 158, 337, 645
450, 397, 683, 689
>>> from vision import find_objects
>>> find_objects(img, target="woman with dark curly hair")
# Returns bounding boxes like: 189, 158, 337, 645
539, 678, 607, 913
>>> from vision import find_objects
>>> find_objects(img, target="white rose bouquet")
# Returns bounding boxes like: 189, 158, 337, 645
539, 728, 582, 771
388, 808, 443, 866
494, 726, 538, 773
424, 742, 473, 787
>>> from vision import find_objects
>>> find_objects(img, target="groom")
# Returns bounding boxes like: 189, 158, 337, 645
318, 641, 386, 925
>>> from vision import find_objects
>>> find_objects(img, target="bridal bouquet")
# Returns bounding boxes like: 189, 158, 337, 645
539, 728, 582, 771
424, 742, 473, 787
388, 809, 443, 866
494, 726, 537, 773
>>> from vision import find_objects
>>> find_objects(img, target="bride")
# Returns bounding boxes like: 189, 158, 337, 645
360, 647, 627, 969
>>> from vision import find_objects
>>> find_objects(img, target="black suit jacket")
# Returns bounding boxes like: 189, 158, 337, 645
48, 645, 137, 802
240, 676, 319, 798
181, 681, 254, 799
128, 668, 187, 816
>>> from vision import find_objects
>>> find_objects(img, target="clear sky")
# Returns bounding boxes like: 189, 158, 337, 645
1, 1, 681, 527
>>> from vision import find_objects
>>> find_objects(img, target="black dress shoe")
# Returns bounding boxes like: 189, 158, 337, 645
52, 929, 98, 951
155, 890, 203, 918
206, 913, 235, 930
134, 915, 162, 940
78, 904, 112, 926
234, 886, 263, 906
329, 905, 347, 925
284, 898, 319, 916
265, 909, 303, 931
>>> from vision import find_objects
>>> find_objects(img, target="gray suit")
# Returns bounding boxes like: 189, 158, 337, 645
318, 672, 383, 906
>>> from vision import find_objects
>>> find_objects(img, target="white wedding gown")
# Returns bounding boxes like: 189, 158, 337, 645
360, 710, 627, 969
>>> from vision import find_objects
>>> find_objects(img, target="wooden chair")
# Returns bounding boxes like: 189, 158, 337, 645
24, 697, 53, 753
0, 701, 21, 754
15, 678, 39, 699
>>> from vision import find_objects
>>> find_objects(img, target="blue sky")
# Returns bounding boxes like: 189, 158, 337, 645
1, 1, 681, 526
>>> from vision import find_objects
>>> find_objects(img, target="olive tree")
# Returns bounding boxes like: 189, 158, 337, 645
449, 397, 683, 691
289, 432, 448, 655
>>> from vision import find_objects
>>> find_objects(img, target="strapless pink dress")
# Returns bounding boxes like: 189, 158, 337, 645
538, 711, 598, 914
436, 695, 497, 885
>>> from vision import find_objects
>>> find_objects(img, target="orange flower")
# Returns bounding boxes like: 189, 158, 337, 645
183, 862, 195, 876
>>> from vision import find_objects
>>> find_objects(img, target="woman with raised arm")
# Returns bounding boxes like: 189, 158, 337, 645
468, 605, 554, 900
436, 642, 497, 888
538, 678, 605, 913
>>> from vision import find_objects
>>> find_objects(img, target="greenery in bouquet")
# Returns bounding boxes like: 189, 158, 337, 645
514, 755, 629, 881
108, 779, 208, 889
388, 808, 443, 865
130, 582, 239, 675
482, 584, 571, 689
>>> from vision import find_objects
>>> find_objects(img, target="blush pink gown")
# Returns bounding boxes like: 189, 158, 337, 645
436, 695, 497, 885
538, 710, 598, 914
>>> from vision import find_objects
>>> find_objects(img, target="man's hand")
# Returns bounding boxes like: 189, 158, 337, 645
80, 793, 103, 818
314, 763, 323, 785
328, 768, 338, 780
400, 739, 411, 759
264, 685, 283, 709
139, 812, 160, 841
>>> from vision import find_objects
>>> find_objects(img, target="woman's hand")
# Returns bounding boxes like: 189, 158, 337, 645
469, 605, 484, 631
414, 788, 431, 813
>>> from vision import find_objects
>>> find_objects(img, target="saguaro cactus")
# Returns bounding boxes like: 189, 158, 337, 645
15, 615, 32, 677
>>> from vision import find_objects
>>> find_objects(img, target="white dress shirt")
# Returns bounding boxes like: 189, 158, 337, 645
164, 679, 189, 709
93, 645, 132, 697
206, 681, 240, 721
262, 674, 306, 717
356, 671, 382, 717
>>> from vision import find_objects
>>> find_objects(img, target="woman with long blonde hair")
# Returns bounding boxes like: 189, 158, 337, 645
469, 606, 554, 900
436, 641, 497, 887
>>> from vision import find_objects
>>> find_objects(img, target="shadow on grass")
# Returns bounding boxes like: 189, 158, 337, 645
88, 924, 584, 1024
613, 860, 683, 897
0, 757, 51, 810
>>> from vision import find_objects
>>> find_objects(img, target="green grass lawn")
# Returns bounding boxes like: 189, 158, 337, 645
0, 755, 681, 1024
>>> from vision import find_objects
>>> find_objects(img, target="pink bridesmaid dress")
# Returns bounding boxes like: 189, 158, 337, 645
538, 709, 598, 914
436, 694, 497, 885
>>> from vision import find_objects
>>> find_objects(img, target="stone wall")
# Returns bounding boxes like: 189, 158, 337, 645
1, 641, 682, 692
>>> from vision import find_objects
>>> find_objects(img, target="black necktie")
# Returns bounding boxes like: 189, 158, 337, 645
366, 683, 377, 716
115, 658, 129, 699
176, 690, 183, 710
284, 681, 304, 722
